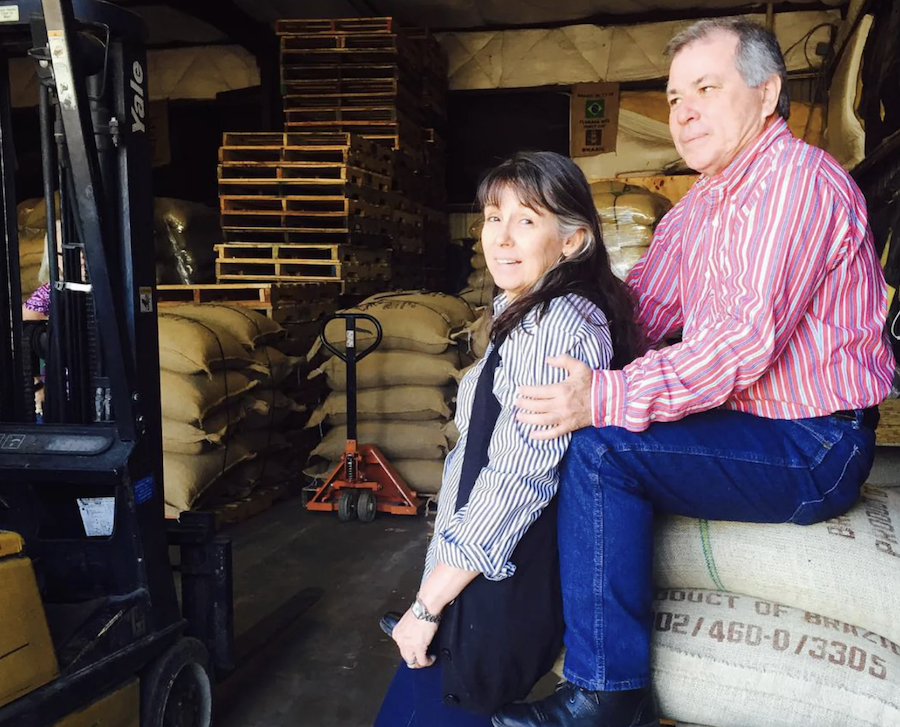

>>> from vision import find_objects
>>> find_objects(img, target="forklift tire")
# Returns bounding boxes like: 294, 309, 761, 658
140, 637, 213, 727
357, 490, 377, 523
337, 489, 359, 522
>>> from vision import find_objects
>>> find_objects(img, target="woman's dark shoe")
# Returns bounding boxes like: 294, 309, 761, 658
379, 611, 402, 637
491, 682, 659, 727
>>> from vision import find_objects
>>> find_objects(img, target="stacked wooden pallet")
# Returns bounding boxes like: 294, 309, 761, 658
275, 17, 450, 292
276, 17, 424, 154
156, 282, 341, 355
217, 132, 394, 296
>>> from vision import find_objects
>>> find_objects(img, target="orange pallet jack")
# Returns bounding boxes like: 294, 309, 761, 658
305, 313, 422, 522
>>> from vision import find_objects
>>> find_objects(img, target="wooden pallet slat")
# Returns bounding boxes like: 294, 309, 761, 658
215, 242, 389, 265
156, 285, 272, 311
217, 258, 344, 282
222, 215, 397, 237
220, 132, 287, 148
278, 130, 419, 157
218, 188, 392, 214
220, 196, 392, 220
156, 281, 343, 313
220, 227, 389, 246
275, 17, 396, 36
279, 48, 414, 70
221, 150, 378, 166
280, 32, 409, 53
220, 193, 350, 215
223, 130, 391, 153
221, 159, 353, 173
215, 260, 391, 284
282, 106, 402, 124
219, 152, 392, 179
217, 165, 392, 192
280, 34, 412, 56
281, 88, 414, 109
280, 64, 405, 85
215, 247, 388, 268
279, 116, 416, 133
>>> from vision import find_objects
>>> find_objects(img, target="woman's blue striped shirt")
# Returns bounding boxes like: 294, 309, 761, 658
424, 293, 613, 582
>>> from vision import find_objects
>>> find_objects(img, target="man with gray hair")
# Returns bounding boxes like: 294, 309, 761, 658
493, 17, 894, 727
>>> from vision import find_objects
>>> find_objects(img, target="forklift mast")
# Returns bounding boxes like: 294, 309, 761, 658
0, 2, 197, 725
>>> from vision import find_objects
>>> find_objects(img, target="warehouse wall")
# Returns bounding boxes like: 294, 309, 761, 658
437, 11, 837, 181
435, 12, 836, 89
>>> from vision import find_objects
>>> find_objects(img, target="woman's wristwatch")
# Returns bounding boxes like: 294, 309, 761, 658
410, 596, 442, 623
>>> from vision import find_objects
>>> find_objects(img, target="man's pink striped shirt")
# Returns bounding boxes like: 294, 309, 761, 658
592, 118, 896, 431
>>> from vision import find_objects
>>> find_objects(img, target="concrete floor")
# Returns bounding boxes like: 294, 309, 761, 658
213, 446, 900, 727
215, 497, 432, 727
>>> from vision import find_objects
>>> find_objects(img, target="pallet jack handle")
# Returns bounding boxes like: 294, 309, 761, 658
307, 313, 420, 519
319, 312, 382, 443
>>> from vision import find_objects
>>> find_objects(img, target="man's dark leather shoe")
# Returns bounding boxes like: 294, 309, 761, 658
379, 611, 402, 637
491, 682, 659, 727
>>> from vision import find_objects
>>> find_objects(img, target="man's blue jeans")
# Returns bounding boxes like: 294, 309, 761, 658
557, 408, 876, 692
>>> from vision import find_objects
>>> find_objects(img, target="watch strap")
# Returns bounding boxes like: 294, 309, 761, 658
412, 596, 441, 623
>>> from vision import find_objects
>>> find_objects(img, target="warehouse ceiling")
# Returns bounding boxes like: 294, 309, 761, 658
231, 0, 846, 28
118, 0, 848, 46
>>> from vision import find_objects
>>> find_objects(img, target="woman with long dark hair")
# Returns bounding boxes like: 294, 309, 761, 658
374, 151, 645, 726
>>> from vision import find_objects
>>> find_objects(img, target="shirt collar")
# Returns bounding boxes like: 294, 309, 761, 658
694, 116, 791, 196
492, 292, 510, 316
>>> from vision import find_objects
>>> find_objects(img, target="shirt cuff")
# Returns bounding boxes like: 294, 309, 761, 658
432, 532, 516, 581
592, 369, 627, 428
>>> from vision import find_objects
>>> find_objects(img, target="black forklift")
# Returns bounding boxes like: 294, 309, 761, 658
0, 2, 232, 725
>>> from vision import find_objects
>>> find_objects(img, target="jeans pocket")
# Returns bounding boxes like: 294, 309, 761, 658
785, 417, 845, 466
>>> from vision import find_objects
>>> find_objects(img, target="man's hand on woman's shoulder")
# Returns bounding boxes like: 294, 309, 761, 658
515, 355, 594, 439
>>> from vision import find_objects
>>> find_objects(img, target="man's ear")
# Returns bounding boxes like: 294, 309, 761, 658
761, 73, 782, 119
562, 229, 586, 258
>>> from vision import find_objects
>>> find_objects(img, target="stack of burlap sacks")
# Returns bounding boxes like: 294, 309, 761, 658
16, 196, 58, 299
159, 304, 305, 517
460, 235, 493, 309
449, 213, 492, 362
645, 483, 900, 727
305, 291, 475, 503
450, 211, 491, 310
590, 181, 671, 280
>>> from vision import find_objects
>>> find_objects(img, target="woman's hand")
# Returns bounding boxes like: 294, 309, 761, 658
392, 609, 438, 669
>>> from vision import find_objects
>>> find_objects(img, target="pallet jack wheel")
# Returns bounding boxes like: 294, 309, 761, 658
140, 637, 213, 727
357, 490, 377, 523
337, 489, 359, 522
